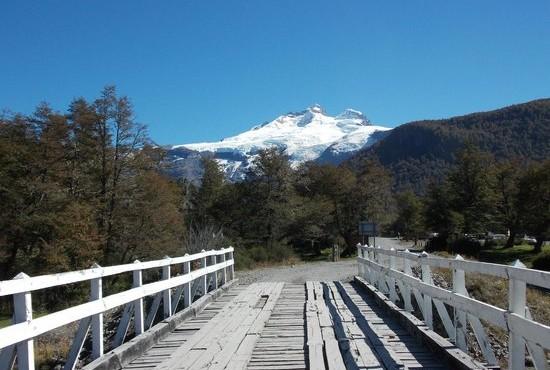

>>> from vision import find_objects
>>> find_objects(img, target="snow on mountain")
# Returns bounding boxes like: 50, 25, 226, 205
167, 105, 392, 180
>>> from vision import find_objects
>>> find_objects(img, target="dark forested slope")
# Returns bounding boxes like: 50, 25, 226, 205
348, 99, 550, 192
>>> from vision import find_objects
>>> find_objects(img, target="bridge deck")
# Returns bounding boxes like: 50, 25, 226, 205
115, 281, 457, 370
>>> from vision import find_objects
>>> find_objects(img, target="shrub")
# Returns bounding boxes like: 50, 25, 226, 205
250, 246, 268, 263
449, 238, 485, 257
532, 252, 550, 271
234, 248, 254, 270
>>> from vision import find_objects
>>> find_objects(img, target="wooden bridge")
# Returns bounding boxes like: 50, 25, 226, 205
0, 245, 549, 370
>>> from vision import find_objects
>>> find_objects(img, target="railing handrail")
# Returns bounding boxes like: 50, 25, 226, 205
356, 243, 550, 370
0, 247, 234, 296
0, 258, 233, 349
358, 245, 550, 289
0, 246, 236, 370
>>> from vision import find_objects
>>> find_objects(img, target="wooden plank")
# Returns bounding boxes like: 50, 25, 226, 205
155, 283, 274, 370
322, 282, 383, 370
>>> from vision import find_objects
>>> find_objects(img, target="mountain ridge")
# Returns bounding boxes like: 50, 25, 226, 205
347, 98, 550, 192
166, 105, 391, 180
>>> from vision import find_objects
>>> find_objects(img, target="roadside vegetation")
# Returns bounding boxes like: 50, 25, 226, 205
1, 87, 548, 368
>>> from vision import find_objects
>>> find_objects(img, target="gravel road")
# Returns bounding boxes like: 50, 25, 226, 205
235, 238, 415, 284
236, 259, 358, 284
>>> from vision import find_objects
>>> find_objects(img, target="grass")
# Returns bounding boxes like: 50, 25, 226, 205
478, 243, 550, 268
0, 314, 11, 328
0, 310, 50, 328
432, 243, 550, 368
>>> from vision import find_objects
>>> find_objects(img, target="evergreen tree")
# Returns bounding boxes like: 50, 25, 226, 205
247, 147, 293, 250
447, 146, 496, 234
517, 160, 550, 252
494, 160, 524, 247
394, 190, 424, 244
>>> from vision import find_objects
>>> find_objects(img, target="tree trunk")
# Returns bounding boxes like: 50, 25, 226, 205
534, 238, 543, 253
505, 231, 516, 249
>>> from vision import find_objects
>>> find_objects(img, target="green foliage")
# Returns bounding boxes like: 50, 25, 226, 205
531, 252, 550, 271
447, 145, 496, 234
393, 190, 424, 242
517, 160, 550, 252
0, 87, 186, 284
350, 98, 550, 192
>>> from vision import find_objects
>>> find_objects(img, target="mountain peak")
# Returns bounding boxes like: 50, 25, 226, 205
308, 104, 325, 114
336, 108, 370, 124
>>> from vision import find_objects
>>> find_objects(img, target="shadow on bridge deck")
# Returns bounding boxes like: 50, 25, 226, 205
84, 280, 486, 370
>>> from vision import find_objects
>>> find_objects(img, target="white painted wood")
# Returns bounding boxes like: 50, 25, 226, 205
0, 345, 15, 370
509, 259, 527, 370
388, 248, 398, 303
525, 307, 547, 370
229, 249, 235, 281
0, 258, 234, 349
90, 269, 103, 360
183, 260, 191, 308
211, 253, 218, 290
357, 247, 526, 367
144, 293, 162, 329
452, 255, 468, 351
358, 256, 509, 328
133, 262, 144, 336
113, 303, 133, 347
63, 316, 91, 370
113, 303, 134, 347
467, 314, 497, 365
221, 253, 227, 285
357, 245, 550, 289
401, 250, 413, 312
201, 252, 208, 296
0, 247, 234, 297
162, 257, 172, 318
13, 273, 34, 370
420, 254, 433, 330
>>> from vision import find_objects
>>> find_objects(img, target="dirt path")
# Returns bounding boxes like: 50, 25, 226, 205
236, 259, 358, 285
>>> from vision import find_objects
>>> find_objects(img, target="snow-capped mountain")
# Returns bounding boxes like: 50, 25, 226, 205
165, 105, 392, 180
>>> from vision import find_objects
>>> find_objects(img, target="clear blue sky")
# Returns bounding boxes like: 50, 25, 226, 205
1, 1, 549, 144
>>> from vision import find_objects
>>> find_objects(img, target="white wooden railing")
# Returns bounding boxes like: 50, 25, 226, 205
356, 244, 550, 370
0, 247, 235, 370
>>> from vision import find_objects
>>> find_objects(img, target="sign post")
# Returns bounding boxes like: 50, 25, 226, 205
359, 221, 377, 246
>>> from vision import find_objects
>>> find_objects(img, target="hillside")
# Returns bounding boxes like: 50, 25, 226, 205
348, 99, 550, 192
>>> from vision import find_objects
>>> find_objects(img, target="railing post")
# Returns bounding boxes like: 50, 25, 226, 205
230, 249, 235, 280
388, 248, 398, 303
509, 259, 527, 370
212, 252, 219, 290
201, 250, 208, 295
402, 250, 413, 312
356, 243, 362, 277
221, 252, 227, 285
376, 246, 387, 294
90, 264, 103, 360
420, 252, 433, 330
13, 273, 34, 370
162, 256, 172, 318
452, 255, 468, 351
183, 255, 191, 308
133, 260, 144, 335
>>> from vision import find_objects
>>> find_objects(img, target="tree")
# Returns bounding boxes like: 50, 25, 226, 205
424, 180, 464, 249
246, 147, 293, 250
447, 146, 496, 235
394, 190, 424, 244
298, 160, 393, 255
517, 160, 550, 253
494, 160, 524, 248
191, 157, 225, 227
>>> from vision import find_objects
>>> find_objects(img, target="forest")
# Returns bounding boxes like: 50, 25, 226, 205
1, 87, 549, 289
350, 98, 550, 192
